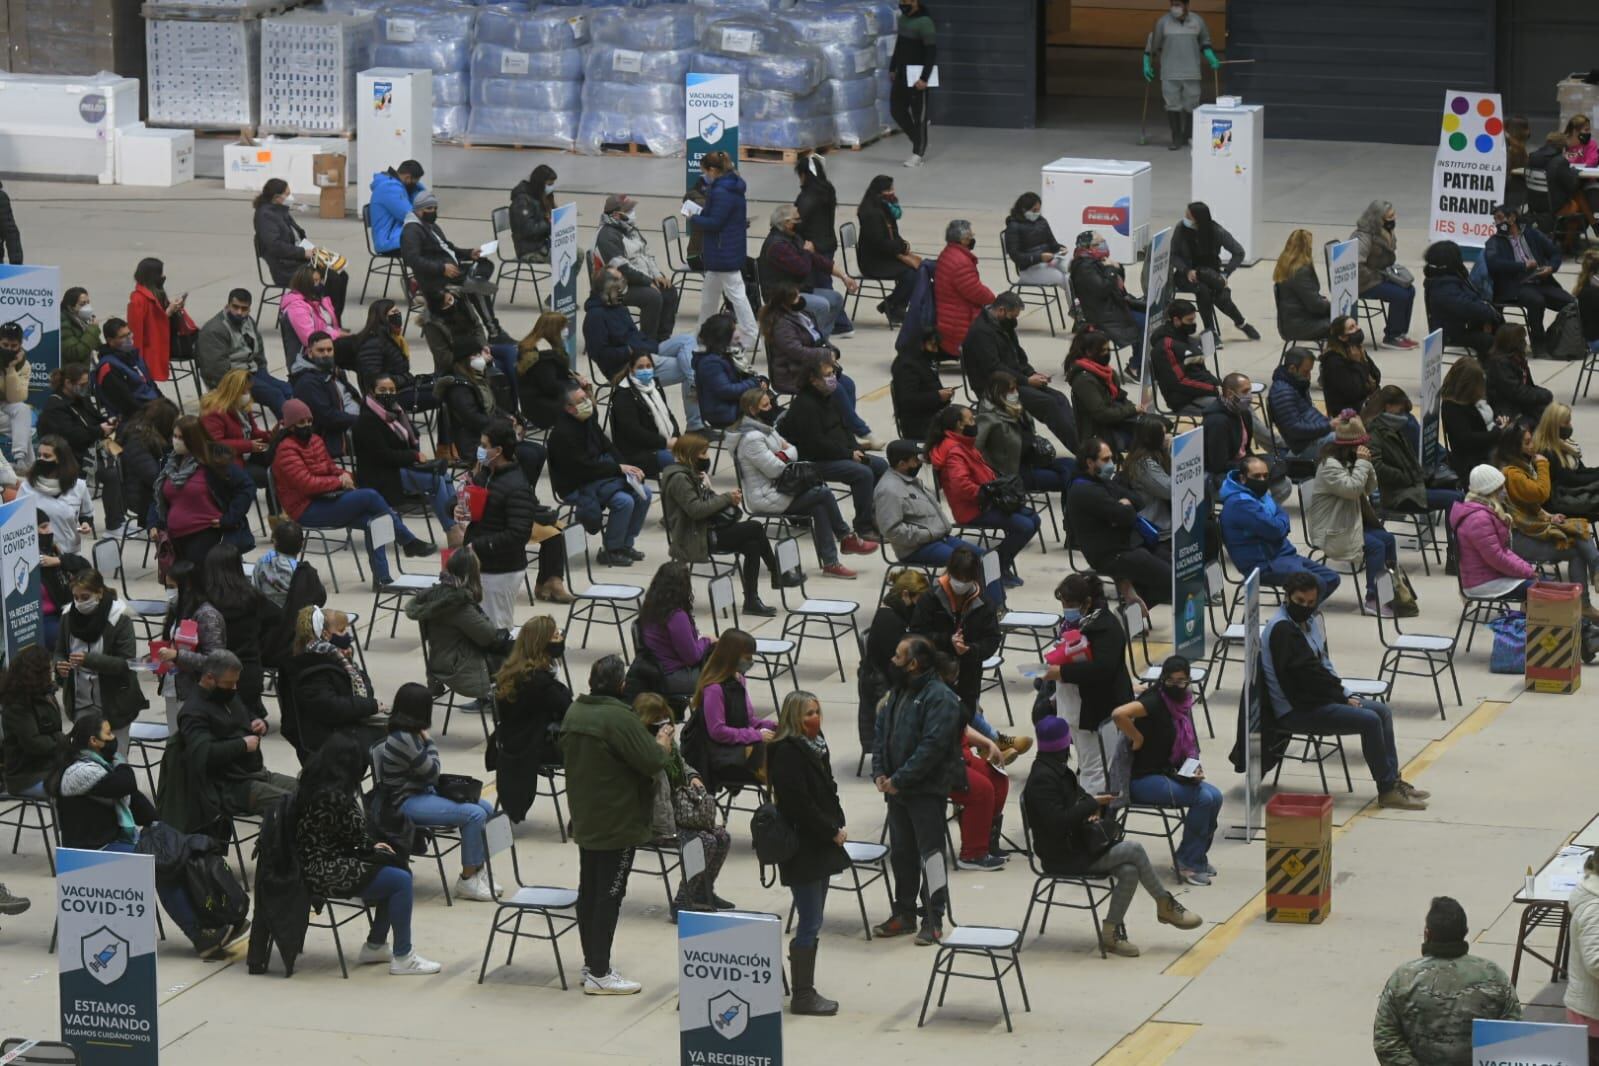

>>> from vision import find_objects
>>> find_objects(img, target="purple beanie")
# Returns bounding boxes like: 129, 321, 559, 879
1036, 715, 1072, 753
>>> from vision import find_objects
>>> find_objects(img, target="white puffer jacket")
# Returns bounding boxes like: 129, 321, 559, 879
731, 415, 798, 516
1567, 870, 1599, 1020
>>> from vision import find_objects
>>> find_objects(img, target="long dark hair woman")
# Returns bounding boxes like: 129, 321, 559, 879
354, 298, 430, 409
150, 414, 255, 566
687, 629, 774, 790
510, 164, 557, 263
0, 644, 69, 797
201, 542, 271, 720
638, 561, 714, 697
491, 617, 571, 823
853, 174, 919, 325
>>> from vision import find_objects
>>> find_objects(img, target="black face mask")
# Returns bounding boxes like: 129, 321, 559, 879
420, 210, 439, 225
206, 685, 236, 703
886, 662, 910, 688
1162, 685, 1188, 701
1495, 220, 1512, 236
1244, 476, 1270, 498
38, 533, 54, 553
1089, 349, 1112, 365
903, 462, 922, 479
387, 313, 403, 330
1382, 219, 1396, 232
999, 316, 1017, 332
1561, 425, 1574, 440
756, 407, 777, 425
694, 458, 712, 474
547, 640, 566, 660
960, 424, 978, 438
1582, 132, 1593, 145
311, 357, 335, 372
1285, 601, 1316, 626
328, 631, 354, 649
33, 459, 56, 475
1178, 321, 1198, 337
1346, 329, 1365, 347
291, 424, 315, 442
377, 394, 401, 411
99, 738, 119, 761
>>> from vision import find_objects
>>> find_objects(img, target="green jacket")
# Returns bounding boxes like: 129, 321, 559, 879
560, 692, 669, 850
404, 582, 504, 699
660, 462, 736, 565
1373, 950, 1520, 1066
61, 314, 100, 369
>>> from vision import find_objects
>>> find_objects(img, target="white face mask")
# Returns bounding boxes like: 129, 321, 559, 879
1004, 391, 1020, 406
172, 438, 188, 455
1023, 210, 1041, 223
470, 355, 489, 373
77, 303, 94, 321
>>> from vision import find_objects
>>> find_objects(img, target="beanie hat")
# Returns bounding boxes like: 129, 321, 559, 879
1036, 715, 1072, 753
388, 682, 434, 731
281, 398, 312, 426
412, 190, 439, 211
1468, 463, 1506, 496
1332, 410, 1368, 445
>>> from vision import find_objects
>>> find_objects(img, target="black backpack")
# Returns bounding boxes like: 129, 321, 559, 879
750, 802, 799, 866
183, 851, 250, 928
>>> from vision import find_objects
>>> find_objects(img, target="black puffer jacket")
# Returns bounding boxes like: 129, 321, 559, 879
466, 461, 539, 575
1021, 751, 1105, 874
1068, 255, 1143, 347
494, 667, 571, 822
282, 650, 379, 759
1037, 607, 1131, 731
1003, 213, 1064, 271
355, 330, 417, 393
254, 202, 308, 286
509, 179, 552, 261
1274, 264, 1331, 342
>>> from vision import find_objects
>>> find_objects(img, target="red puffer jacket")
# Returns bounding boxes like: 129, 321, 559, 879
929, 430, 995, 524
270, 433, 344, 520
933, 242, 995, 357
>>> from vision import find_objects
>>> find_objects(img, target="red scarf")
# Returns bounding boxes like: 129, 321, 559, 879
1074, 357, 1122, 400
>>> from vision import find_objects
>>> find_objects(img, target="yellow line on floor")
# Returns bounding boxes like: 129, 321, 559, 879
862, 383, 892, 402
1163, 696, 1513, 980
1095, 1021, 1201, 1065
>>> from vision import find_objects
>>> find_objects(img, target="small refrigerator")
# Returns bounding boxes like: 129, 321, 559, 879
1040, 157, 1153, 263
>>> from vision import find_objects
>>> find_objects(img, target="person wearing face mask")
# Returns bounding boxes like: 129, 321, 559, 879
1448, 465, 1536, 603
253, 178, 349, 319
783, 360, 890, 540
289, 331, 362, 458
1534, 402, 1599, 518
1065, 329, 1143, 454
758, 204, 859, 340
41, 363, 119, 523
1271, 229, 1331, 345
509, 164, 558, 265
689, 152, 760, 346
1200, 371, 1285, 498
610, 351, 681, 476
854, 175, 921, 327
61, 286, 101, 369
1481, 323, 1553, 424
492, 617, 573, 822
282, 262, 358, 366
1319, 313, 1384, 420
1256, 572, 1426, 810
405, 548, 514, 713
1219, 454, 1341, 599
0, 320, 31, 469
1362, 386, 1464, 574
1149, 298, 1223, 415
55, 570, 146, 752
1422, 240, 1502, 360
199, 368, 273, 491
1142, 0, 1218, 150
932, 220, 996, 359
964, 292, 1079, 452
150, 415, 255, 570
662, 432, 800, 617
907, 547, 1000, 719
731, 388, 867, 577
433, 312, 536, 468
1003, 193, 1070, 288
1110, 656, 1222, 886
1573, 249, 1599, 355
1268, 349, 1334, 463
516, 311, 588, 430
1496, 424, 1599, 619
685, 630, 775, 791
0, 645, 69, 799
758, 279, 874, 439
271, 398, 436, 586
927, 403, 1039, 587
196, 289, 291, 416
1350, 199, 1418, 350
467, 417, 570, 614
176, 649, 299, 825
889, 325, 954, 440
975, 370, 1077, 512
887, 0, 936, 165
198, 543, 274, 726
1068, 230, 1148, 374
1066, 436, 1172, 608
20, 437, 95, 557
1170, 202, 1258, 341
1307, 413, 1402, 617
1530, 125, 1599, 244
634, 691, 734, 919
583, 266, 704, 428
354, 298, 434, 411
88, 317, 157, 421
548, 381, 654, 567
1483, 204, 1572, 354
792, 155, 856, 338
353, 374, 462, 547
368, 159, 426, 253
400, 189, 493, 305
282, 602, 384, 758
594, 193, 681, 343
125, 256, 193, 382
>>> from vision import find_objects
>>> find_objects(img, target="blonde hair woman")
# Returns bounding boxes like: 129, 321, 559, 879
1272, 228, 1330, 343
1532, 402, 1599, 518
859, 568, 932, 749
199, 367, 271, 478
1448, 464, 1534, 601
282, 605, 382, 761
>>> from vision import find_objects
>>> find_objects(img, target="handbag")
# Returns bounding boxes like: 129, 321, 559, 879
750, 802, 800, 865
436, 773, 483, 805
1382, 263, 1415, 288
775, 460, 820, 496
1390, 566, 1420, 618
1133, 515, 1161, 548
673, 783, 719, 831
1074, 811, 1124, 862
1025, 435, 1057, 466
978, 474, 1028, 514
1489, 611, 1526, 674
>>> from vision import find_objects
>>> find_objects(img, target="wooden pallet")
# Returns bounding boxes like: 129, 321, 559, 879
838, 130, 896, 151
459, 140, 570, 152
739, 143, 832, 165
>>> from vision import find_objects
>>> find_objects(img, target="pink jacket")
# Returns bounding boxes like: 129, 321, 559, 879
281, 290, 344, 349
1450, 499, 1534, 588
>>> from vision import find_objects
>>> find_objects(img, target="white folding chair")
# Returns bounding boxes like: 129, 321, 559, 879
477, 813, 580, 988
367, 513, 435, 642
90, 537, 168, 642
1374, 569, 1460, 719
916, 851, 1029, 1033
773, 537, 860, 682
707, 573, 798, 708
561, 524, 643, 654
985, 550, 1059, 658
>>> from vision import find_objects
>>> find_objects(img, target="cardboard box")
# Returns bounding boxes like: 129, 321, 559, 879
116, 124, 195, 186
312, 152, 346, 219
1526, 582, 1582, 694
1266, 793, 1331, 924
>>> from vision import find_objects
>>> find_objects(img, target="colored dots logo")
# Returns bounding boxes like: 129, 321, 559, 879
1442, 94, 1499, 155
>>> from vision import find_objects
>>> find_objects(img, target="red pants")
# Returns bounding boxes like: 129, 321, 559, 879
950, 747, 1009, 860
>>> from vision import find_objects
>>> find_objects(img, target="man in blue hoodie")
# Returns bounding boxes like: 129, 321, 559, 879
368, 160, 425, 255
1218, 455, 1339, 598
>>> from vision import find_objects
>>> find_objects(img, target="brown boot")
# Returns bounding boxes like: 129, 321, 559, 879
1098, 923, 1140, 957
536, 577, 575, 604
1156, 893, 1202, 929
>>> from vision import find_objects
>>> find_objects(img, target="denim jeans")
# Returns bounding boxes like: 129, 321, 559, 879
1021, 458, 1077, 506
1258, 553, 1342, 601
800, 290, 845, 338
649, 334, 703, 428
1277, 698, 1399, 793
361, 864, 416, 956
398, 467, 459, 531
400, 792, 495, 867
790, 879, 830, 947
1361, 279, 1415, 340
1126, 775, 1224, 870
297, 487, 419, 583
1362, 528, 1397, 599
251, 369, 294, 417
834, 370, 871, 438
787, 484, 850, 565
812, 456, 887, 534
969, 506, 1041, 574
105, 840, 200, 940
566, 482, 652, 551
489, 342, 519, 400
808, 258, 853, 332
902, 535, 1000, 602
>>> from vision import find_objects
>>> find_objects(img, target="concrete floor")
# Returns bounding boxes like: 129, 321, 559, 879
0, 118, 1587, 1063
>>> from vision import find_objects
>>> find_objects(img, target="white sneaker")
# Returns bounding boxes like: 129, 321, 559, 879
389, 951, 442, 975
455, 870, 497, 902
903, 154, 924, 168
583, 969, 643, 995
357, 941, 393, 966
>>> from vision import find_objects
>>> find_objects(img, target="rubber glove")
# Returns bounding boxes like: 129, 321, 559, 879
1142, 54, 1155, 82
1203, 47, 1220, 70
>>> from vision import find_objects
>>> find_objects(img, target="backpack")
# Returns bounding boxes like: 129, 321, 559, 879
893, 260, 939, 356
1547, 301, 1588, 360
183, 851, 251, 928
750, 802, 800, 866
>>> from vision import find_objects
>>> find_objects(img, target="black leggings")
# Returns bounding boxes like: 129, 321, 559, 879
1190, 267, 1246, 334
709, 520, 779, 601
536, 536, 563, 584
575, 846, 632, 979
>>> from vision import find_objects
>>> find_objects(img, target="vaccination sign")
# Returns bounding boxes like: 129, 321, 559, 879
0, 496, 40, 665
57, 847, 159, 1066
679, 910, 782, 1066
1472, 1019, 1586, 1066
1140, 227, 1173, 410
1427, 90, 1506, 249
1327, 239, 1360, 324
550, 201, 580, 359
1171, 427, 1206, 661
685, 73, 739, 190
0, 263, 61, 407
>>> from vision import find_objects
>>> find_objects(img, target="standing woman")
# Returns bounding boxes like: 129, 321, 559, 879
1351, 200, 1418, 349
492, 618, 572, 823
854, 176, 920, 327
765, 689, 849, 1016
1319, 314, 1383, 419
1037, 571, 1133, 799
794, 154, 853, 336
149, 416, 255, 566
18, 437, 95, 555
509, 164, 557, 264
690, 152, 758, 346
1003, 193, 1069, 288
126, 256, 195, 381
55, 570, 146, 752
1272, 229, 1331, 344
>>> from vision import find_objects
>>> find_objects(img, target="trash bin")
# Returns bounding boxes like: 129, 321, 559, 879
1526, 582, 1582, 694
1265, 793, 1332, 924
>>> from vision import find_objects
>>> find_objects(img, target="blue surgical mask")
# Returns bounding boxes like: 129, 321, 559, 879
632, 368, 655, 388
1061, 608, 1083, 626
476, 445, 490, 463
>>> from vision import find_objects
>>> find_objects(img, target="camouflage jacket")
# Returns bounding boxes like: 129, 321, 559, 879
1373, 951, 1522, 1066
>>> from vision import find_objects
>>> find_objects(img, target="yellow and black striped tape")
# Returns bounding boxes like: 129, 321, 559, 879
1266, 846, 1327, 897
1526, 624, 1577, 670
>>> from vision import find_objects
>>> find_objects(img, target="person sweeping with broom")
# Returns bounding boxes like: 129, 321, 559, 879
1143, 1, 1220, 151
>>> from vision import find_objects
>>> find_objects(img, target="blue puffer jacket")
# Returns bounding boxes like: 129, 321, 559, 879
1266, 365, 1330, 452
694, 349, 761, 428
1218, 469, 1296, 572
581, 293, 656, 380
690, 172, 749, 272
368, 170, 423, 254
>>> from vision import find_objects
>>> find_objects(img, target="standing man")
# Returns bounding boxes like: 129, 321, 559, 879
889, 0, 937, 168
1143, 1, 1219, 151
560, 654, 672, 995
872, 635, 963, 945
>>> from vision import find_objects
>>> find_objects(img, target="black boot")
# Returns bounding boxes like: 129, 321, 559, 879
1167, 110, 1183, 151
788, 941, 838, 1016
988, 814, 1010, 862
1444, 539, 1459, 577
1181, 110, 1194, 146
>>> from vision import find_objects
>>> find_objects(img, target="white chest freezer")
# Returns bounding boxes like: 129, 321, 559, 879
0, 73, 141, 184
1040, 157, 1153, 263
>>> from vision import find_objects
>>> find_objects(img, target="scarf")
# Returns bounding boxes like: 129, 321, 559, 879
307, 637, 370, 698
364, 394, 417, 446
1421, 939, 1469, 959
1074, 356, 1122, 400
630, 378, 675, 440
162, 454, 201, 489
86, 750, 138, 842
68, 593, 115, 645
1162, 689, 1200, 766
802, 732, 830, 760
30, 475, 63, 497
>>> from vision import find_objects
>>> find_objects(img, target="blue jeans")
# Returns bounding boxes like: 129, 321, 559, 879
400, 792, 494, 867
1258, 553, 1342, 601
1277, 698, 1399, 793
105, 840, 200, 941
1021, 458, 1077, 505
650, 334, 703, 429
813, 455, 887, 534
489, 342, 519, 398
1286, 434, 1335, 463
398, 467, 459, 532
970, 506, 1041, 574
902, 535, 999, 602
1362, 528, 1397, 599
567, 482, 653, 552
251, 369, 294, 417
1361, 280, 1415, 340
833, 371, 870, 438
361, 864, 416, 956
809, 258, 853, 332
297, 488, 419, 584
800, 290, 845, 338
14, 780, 46, 798
1126, 775, 1223, 870
787, 484, 850, 565
790, 879, 830, 947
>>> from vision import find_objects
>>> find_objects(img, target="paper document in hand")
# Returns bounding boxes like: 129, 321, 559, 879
479, 240, 498, 258
905, 65, 939, 88
1179, 758, 1202, 778
297, 238, 316, 251
681, 200, 703, 218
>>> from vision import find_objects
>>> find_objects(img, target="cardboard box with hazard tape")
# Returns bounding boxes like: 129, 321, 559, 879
1526, 582, 1582, 694
1266, 793, 1332, 924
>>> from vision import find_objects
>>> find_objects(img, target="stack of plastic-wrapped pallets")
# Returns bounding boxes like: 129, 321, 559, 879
780, 5, 879, 147
692, 12, 827, 154
259, 9, 375, 135
146, 0, 298, 129
576, 5, 700, 155
371, 0, 476, 140
467, 6, 589, 147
